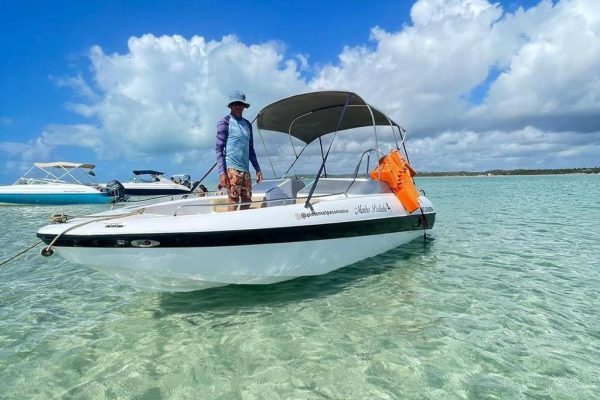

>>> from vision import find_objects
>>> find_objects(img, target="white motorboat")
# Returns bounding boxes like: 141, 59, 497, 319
37, 91, 436, 291
0, 162, 125, 205
121, 170, 192, 196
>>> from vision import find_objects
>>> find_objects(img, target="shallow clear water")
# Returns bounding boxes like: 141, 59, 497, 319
1, 175, 599, 399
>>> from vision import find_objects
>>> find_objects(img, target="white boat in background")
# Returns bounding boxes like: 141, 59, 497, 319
122, 170, 192, 196
0, 162, 125, 205
37, 91, 436, 292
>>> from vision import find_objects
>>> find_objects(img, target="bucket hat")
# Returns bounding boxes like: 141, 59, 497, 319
227, 90, 250, 108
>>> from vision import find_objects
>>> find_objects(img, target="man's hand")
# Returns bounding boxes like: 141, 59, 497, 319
219, 173, 229, 189
256, 171, 263, 183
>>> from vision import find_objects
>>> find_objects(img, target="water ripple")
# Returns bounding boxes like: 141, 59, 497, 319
1, 175, 599, 399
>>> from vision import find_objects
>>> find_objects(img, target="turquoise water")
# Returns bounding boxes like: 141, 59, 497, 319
1, 175, 599, 399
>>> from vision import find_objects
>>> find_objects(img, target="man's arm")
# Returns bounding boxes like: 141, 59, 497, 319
216, 117, 229, 187
216, 118, 229, 173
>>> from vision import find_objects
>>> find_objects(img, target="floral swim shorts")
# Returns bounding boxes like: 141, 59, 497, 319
226, 168, 252, 202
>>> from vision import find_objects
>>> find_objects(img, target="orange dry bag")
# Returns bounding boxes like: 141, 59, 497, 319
369, 149, 420, 213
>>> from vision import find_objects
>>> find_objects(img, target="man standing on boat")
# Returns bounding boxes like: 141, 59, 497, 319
215, 90, 263, 211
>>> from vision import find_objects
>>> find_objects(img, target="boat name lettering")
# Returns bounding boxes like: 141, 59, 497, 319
105, 223, 124, 228
421, 207, 434, 213
354, 203, 392, 215
295, 209, 349, 220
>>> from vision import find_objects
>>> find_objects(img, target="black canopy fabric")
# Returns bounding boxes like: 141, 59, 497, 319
256, 91, 399, 144
133, 170, 164, 176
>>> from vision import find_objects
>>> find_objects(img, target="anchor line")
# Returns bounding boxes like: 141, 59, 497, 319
0, 240, 43, 268
41, 208, 146, 256
418, 207, 430, 240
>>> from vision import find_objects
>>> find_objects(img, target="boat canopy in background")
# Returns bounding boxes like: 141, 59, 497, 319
133, 170, 164, 176
34, 162, 96, 170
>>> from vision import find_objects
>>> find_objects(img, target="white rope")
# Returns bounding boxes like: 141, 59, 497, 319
0, 241, 43, 267
41, 208, 146, 256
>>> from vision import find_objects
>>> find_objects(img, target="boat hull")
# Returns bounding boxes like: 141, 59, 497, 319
37, 192, 435, 291
47, 229, 429, 291
1, 163, 114, 205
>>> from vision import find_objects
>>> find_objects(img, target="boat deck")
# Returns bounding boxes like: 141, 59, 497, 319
133, 177, 394, 216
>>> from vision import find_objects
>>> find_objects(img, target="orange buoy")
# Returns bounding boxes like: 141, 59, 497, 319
369, 149, 420, 212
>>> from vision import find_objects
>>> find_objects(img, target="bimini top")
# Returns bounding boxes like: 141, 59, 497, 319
34, 162, 96, 170
133, 170, 164, 176
256, 91, 400, 144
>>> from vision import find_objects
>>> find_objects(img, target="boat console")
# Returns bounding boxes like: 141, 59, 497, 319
253, 178, 305, 206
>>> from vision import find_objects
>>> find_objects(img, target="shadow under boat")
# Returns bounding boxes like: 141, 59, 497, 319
153, 237, 436, 317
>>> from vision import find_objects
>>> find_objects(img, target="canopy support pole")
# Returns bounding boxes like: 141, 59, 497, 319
304, 92, 352, 208
190, 162, 217, 192
257, 128, 278, 178
318, 137, 327, 178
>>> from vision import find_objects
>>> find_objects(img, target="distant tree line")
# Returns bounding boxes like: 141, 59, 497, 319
289, 167, 599, 179
416, 167, 600, 177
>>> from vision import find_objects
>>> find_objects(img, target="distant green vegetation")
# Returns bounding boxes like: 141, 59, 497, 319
417, 167, 600, 177
293, 167, 599, 179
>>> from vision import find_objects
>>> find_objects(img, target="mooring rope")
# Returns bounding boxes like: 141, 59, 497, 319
1, 206, 142, 264
0, 240, 43, 268
41, 208, 146, 256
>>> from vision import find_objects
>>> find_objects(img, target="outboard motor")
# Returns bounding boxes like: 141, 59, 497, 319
104, 180, 127, 202
182, 174, 192, 188
170, 174, 192, 188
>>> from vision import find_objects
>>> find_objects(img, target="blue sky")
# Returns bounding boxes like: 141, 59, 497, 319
1, 0, 598, 184
1, 1, 410, 130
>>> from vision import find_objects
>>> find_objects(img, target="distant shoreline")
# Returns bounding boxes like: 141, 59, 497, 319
293, 167, 599, 179
416, 167, 600, 177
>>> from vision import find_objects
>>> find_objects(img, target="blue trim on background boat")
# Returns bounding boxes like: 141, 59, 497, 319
0, 193, 114, 205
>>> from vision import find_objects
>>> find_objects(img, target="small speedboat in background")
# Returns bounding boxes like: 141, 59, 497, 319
121, 170, 193, 196
0, 162, 125, 205
37, 91, 436, 291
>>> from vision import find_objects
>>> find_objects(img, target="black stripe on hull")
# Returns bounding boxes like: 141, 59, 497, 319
37, 213, 435, 248
123, 189, 191, 196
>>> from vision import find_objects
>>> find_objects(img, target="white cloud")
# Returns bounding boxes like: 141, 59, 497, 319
50, 74, 99, 101
40, 124, 103, 150
409, 127, 600, 171
0, 138, 55, 174
310, 0, 508, 133
469, 0, 600, 131
69, 34, 308, 162
4, 0, 599, 176
312, 0, 600, 169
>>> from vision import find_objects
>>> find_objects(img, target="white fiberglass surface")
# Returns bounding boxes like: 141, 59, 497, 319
53, 230, 425, 291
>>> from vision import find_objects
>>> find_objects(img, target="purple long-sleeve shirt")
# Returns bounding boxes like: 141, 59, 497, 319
215, 114, 261, 174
